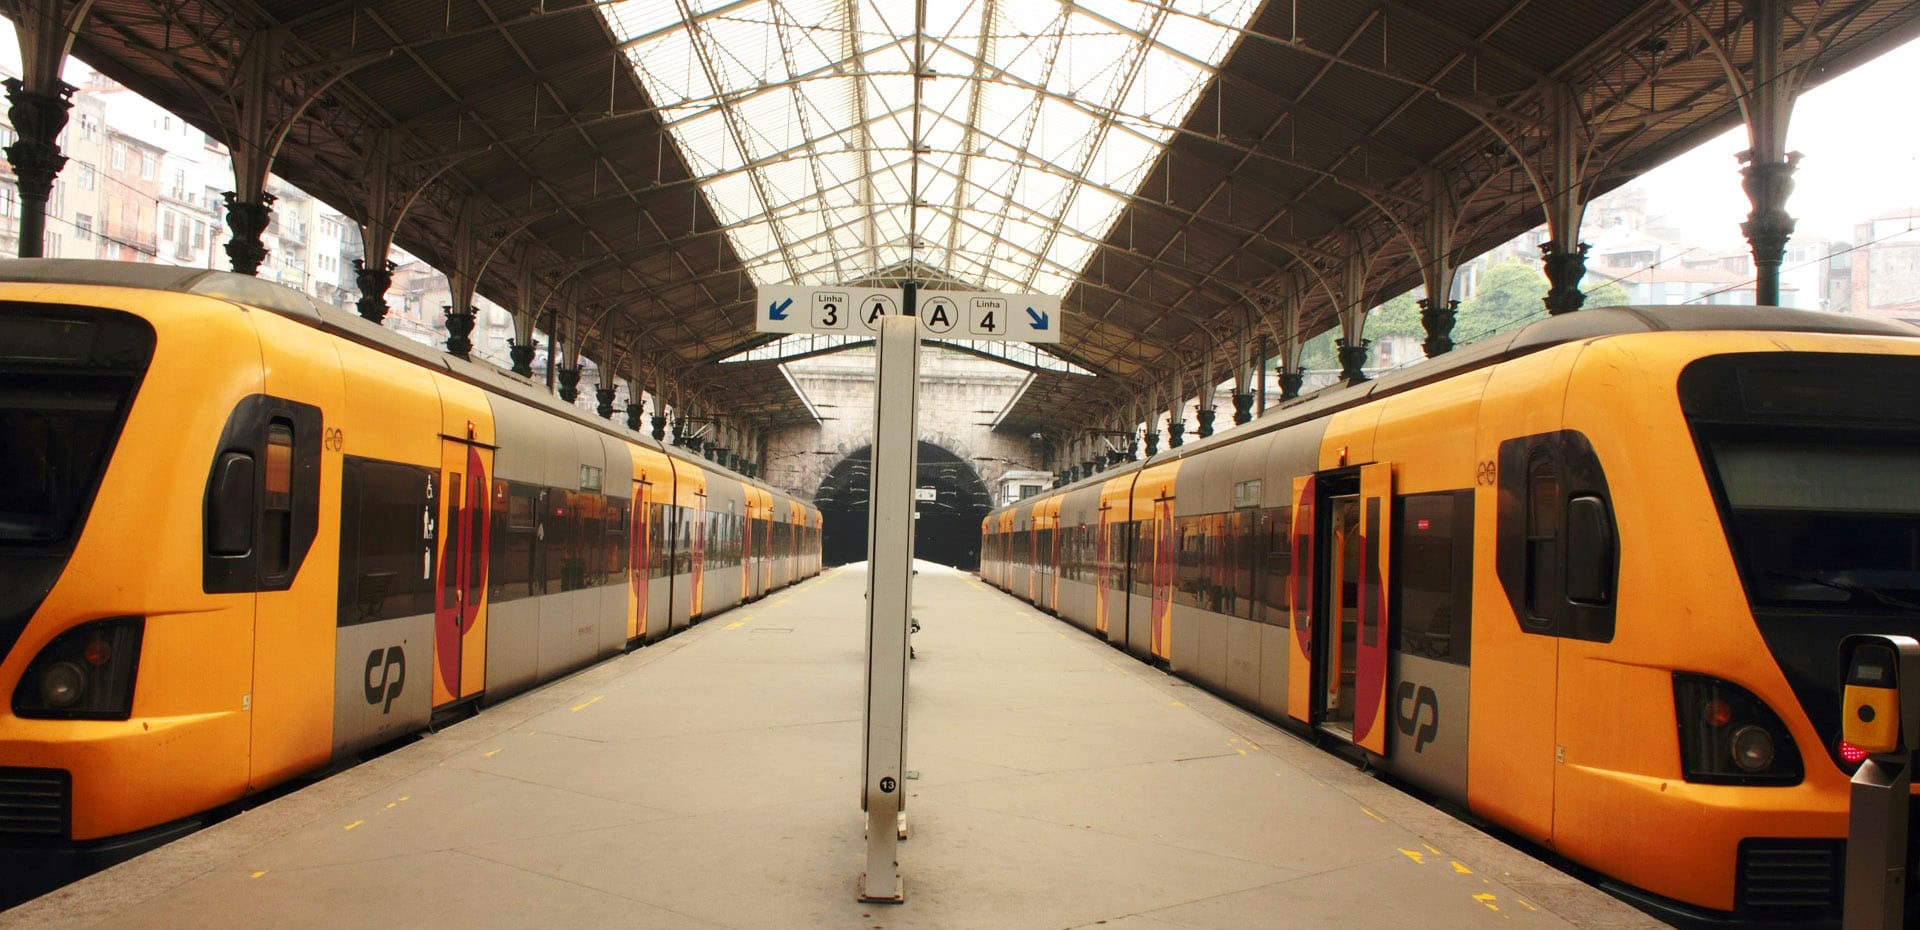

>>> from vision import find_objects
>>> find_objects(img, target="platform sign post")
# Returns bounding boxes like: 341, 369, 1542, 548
858, 314, 919, 903
1840, 634, 1920, 930
756, 284, 1056, 902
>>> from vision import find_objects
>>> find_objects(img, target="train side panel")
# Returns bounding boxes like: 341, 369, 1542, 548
1055, 483, 1104, 633
630, 443, 675, 641
243, 309, 347, 788
1128, 462, 1180, 661
328, 336, 441, 757
1367, 367, 1489, 803
1464, 345, 1581, 844
482, 397, 550, 699
1169, 451, 1229, 692
595, 433, 634, 657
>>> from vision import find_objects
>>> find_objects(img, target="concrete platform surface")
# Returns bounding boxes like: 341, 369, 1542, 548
6, 562, 1670, 929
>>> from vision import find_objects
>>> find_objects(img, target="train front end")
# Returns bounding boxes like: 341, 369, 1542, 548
0, 282, 266, 876
1550, 326, 1920, 926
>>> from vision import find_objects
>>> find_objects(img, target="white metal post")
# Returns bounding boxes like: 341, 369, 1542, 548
859, 314, 919, 903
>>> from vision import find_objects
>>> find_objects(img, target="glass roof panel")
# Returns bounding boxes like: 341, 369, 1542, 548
603, 0, 1259, 295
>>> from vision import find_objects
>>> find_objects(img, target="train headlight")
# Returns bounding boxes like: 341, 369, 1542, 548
1673, 673, 1803, 785
12, 617, 143, 720
1731, 725, 1776, 772
38, 662, 87, 708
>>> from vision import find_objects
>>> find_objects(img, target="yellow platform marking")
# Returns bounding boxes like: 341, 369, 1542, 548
344, 820, 363, 831
1473, 892, 1499, 912
1423, 843, 1441, 855
1360, 807, 1386, 823
725, 621, 746, 630
386, 802, 397, 810
1398, 849, 1425, 865
399, 796, 410, 802
1517, 900, 1537, 911
1451, 861, 1473, 875
250, 871, 267, 879
484, 748, 501, 758
1170, 701, 1184, 707
572, 695, 604, 712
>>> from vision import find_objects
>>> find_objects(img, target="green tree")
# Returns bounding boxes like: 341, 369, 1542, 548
1454, 258, 1548, 343
1585, 277, 1630, 308
1365, 290, 1426, 341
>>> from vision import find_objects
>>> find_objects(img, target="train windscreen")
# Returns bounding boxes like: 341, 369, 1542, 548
0, 308, 155, 662
1707, 440, 1920, 611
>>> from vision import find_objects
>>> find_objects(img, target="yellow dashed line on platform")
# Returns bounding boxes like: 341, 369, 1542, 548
1170, 700, 1184, 707
385, 802, 396, 810
572, 695, 604, 712
1399, 848, 1425, 865
484, 748, 501, 758
1517, 900, 1537, 912
344, 820, 363, 831
1360, 807, 1385, 822
1423, 843, 1441, 855
725, 621, 745, 629
1473, 893, 1499, 912
250, 871, 267, 879
399, 796, 410, 802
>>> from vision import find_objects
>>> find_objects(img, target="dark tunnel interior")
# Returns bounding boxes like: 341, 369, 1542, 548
813, 442, 994, 569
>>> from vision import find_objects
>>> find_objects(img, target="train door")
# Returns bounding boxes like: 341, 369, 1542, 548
691, 487, 707, 617
630, 477, 652, 640
433, 439, 491, 707
1095, 501, 1113, 635
1301, 465, 1393, 755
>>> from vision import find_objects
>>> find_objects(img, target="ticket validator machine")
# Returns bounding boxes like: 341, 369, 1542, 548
1840, 634, 1920, 930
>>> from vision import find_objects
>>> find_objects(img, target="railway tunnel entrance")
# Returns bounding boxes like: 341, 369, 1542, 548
814, 442, 993, 570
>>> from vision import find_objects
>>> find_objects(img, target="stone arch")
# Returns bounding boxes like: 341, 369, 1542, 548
812, 440, 994, 569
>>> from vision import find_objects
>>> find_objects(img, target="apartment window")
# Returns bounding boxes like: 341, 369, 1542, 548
44, 232, 59, 256
171, 168, 186, 198
140, 152, 156, 180
193, 219, 205, 248
0, 185, 15, 218
162, 210, 175, 242
77, 164, 95, 190
0, 126, 14, 148
75, 214, 91, 240
50, 181, 62, 217
110, 141, 126, 170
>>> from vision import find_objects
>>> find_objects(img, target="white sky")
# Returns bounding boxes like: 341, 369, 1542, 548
4, 19, 1916, 253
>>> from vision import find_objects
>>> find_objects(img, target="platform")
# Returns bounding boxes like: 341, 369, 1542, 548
5, 563, 1668, 929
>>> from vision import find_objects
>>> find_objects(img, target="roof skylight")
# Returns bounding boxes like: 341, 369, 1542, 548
601, 0, 1258, 297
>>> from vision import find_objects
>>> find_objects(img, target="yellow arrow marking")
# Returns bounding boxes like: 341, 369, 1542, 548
1473, 892, 1499, 912
572, 695, 604, 712
1451, 861, 1473, 874
250, 871, 267, 879
344, 820, 363, 831
1398, 849, 1425, 865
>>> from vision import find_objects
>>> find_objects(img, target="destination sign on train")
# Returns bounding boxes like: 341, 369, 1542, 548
755, 285, 1063, 344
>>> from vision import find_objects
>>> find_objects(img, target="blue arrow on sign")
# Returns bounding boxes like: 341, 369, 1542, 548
1025, 306, 1049, 331
769, 297, 793, 321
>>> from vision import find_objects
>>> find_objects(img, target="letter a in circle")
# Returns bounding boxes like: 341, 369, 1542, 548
864, 299, 886, 327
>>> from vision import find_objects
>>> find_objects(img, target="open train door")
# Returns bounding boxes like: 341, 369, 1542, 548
1352, 463, 1393, 756
433, 438, 491, 708
1286, 475, 1315, 725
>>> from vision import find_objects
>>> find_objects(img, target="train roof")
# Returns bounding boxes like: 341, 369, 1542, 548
1003, 303, 1920, 511
0, 259, 800, 504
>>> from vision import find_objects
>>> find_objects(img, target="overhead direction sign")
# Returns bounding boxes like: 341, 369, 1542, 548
756, 284, 1062, 343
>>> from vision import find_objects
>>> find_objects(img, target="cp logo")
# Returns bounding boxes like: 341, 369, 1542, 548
364, 646, 406, 714
1394, 681, 1440, 752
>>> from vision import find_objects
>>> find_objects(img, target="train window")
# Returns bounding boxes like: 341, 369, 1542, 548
1131, 519, 1153, 595
1396, 491, 1474, 664
1174, 517, 1203, 609
606, 498, 629, 582
1523, 453, 1560, 627
1229, 510, 1256, 621
490, 482, 539, 603
440, 472, 463, 609
262, 421, 294, 576
207, 452, 255, 556
1564, 495, 1614, 604
1259, 506, 1291, 625
337, 458, 437, 626
1496, 430, 1617, 643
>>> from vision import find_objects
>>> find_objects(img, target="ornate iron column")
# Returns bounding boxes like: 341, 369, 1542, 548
1419, 297, 1457, 358
595, 384, 617, 420
223, 191, 274, 276
4, 79, 70, 258
1741, 0, 1798, 307
1279, 369, 1305, 401
557, 366, 581, 403
1195, 407, 1215, 438
354, 258, 395, 323
651, 414, 668, 443
626, 400, 644, 432
1336, 337, 1370, 385
443, 304, 474, 359
1230, 392, 1253, 425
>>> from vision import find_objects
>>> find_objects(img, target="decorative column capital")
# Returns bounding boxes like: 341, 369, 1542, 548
443, 305, 474, 359
556, 366, 581, 403
1418, 297, 1459, 358
1230, 392, 1254, 425
595, 385, 617, 420
353, 257, 397, 323
222, 191, 277, 276
1539, 240, 1591, 315
1335, 337, 1371, 385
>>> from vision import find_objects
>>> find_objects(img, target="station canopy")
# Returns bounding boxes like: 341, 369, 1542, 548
62, 0, 1920, 435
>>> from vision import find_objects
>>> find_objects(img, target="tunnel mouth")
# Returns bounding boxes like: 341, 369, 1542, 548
813, 441, 992, 570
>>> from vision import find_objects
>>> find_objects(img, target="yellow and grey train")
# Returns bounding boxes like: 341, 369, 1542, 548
0, 260, 821, 866
983, 305, 1920, 926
